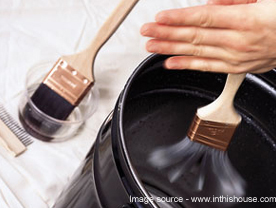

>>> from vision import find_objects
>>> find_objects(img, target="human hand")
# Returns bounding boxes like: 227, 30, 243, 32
140, 0, 276, 74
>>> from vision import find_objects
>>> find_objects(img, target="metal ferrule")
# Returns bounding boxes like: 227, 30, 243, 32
187, 115, 238, 151
43, 59, 93, 106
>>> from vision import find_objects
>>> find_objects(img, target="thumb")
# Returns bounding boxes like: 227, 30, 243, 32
207, 0, 257, 5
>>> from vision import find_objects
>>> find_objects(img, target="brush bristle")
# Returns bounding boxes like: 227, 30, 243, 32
148, 137, 246, 198
31, 83, 74, 120
20, 83, 75, 141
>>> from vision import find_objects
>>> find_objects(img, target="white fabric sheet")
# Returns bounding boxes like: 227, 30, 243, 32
0, 0, 206, 207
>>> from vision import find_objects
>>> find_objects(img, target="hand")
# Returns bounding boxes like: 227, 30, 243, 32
140, 0, 276, 74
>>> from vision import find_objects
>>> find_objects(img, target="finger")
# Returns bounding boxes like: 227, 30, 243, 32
141, 23, 241, 48
164, 56, 238, 73
207, 0, 257, 5
249, 59, 276, 73
146, 39, 233, 61
252, 66, 274, 73
164, 56, 274, 74
156, 5, 254, 30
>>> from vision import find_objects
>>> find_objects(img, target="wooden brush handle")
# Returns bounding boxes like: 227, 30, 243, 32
86, 0, 138, 53
63, 0, 139, 80
198, 73, 246, 124
219, 73, 246, 102
0, 120, 26, 157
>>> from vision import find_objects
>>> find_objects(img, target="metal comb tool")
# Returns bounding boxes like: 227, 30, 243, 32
0, 105, 33, 156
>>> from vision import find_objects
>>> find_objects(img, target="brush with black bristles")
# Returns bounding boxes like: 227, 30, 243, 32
21, 0, 138, 140
149, 73, 246, 198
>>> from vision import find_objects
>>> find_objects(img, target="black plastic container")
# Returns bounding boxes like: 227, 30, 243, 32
53, 54, 276, 208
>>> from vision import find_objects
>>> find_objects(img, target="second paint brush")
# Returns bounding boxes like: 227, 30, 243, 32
21, 0, 139, 141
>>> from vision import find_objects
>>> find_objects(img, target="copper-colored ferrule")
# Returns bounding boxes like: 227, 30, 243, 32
187, 115, 238, 151
43, 59, 93, 106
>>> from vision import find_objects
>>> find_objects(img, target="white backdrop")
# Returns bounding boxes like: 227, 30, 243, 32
0, 0, 206, 207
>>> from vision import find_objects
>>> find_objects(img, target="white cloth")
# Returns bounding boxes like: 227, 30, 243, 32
0, 0, 206, 207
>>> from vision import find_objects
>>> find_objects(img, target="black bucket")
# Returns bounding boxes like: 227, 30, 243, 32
53, 54, 276, 208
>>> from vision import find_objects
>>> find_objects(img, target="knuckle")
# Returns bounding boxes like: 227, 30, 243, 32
237, 44, 250, 53
227, 63, 248, 74
200, 60, 212, 72
238, 53, 251, 62
238, 43, 256, 53
228, 41, 249, 52
199, 10, 213, 27
235, 53, 248, 63
227, 59, 239, 66
227, 40, 257, 55
191, 28, 203, 45
193, 45, 204, 56
226, 53, 247, 66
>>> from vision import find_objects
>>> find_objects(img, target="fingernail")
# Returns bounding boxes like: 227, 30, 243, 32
165, 60, 181, 69
140, 24, 149, 36
146, 42, 158, 52
156, 12, 169, 24
207, 0, 215, 4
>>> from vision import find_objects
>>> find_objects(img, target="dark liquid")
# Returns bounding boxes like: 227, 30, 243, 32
19, 103, 58, 141
123, 90, 276, 208
19, 83, 75, 141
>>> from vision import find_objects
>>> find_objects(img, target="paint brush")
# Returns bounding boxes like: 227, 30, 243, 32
20, 0, 138, 141
27, 0, 138, 120
149, 73, 246, 197
188, 73, 246, 151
